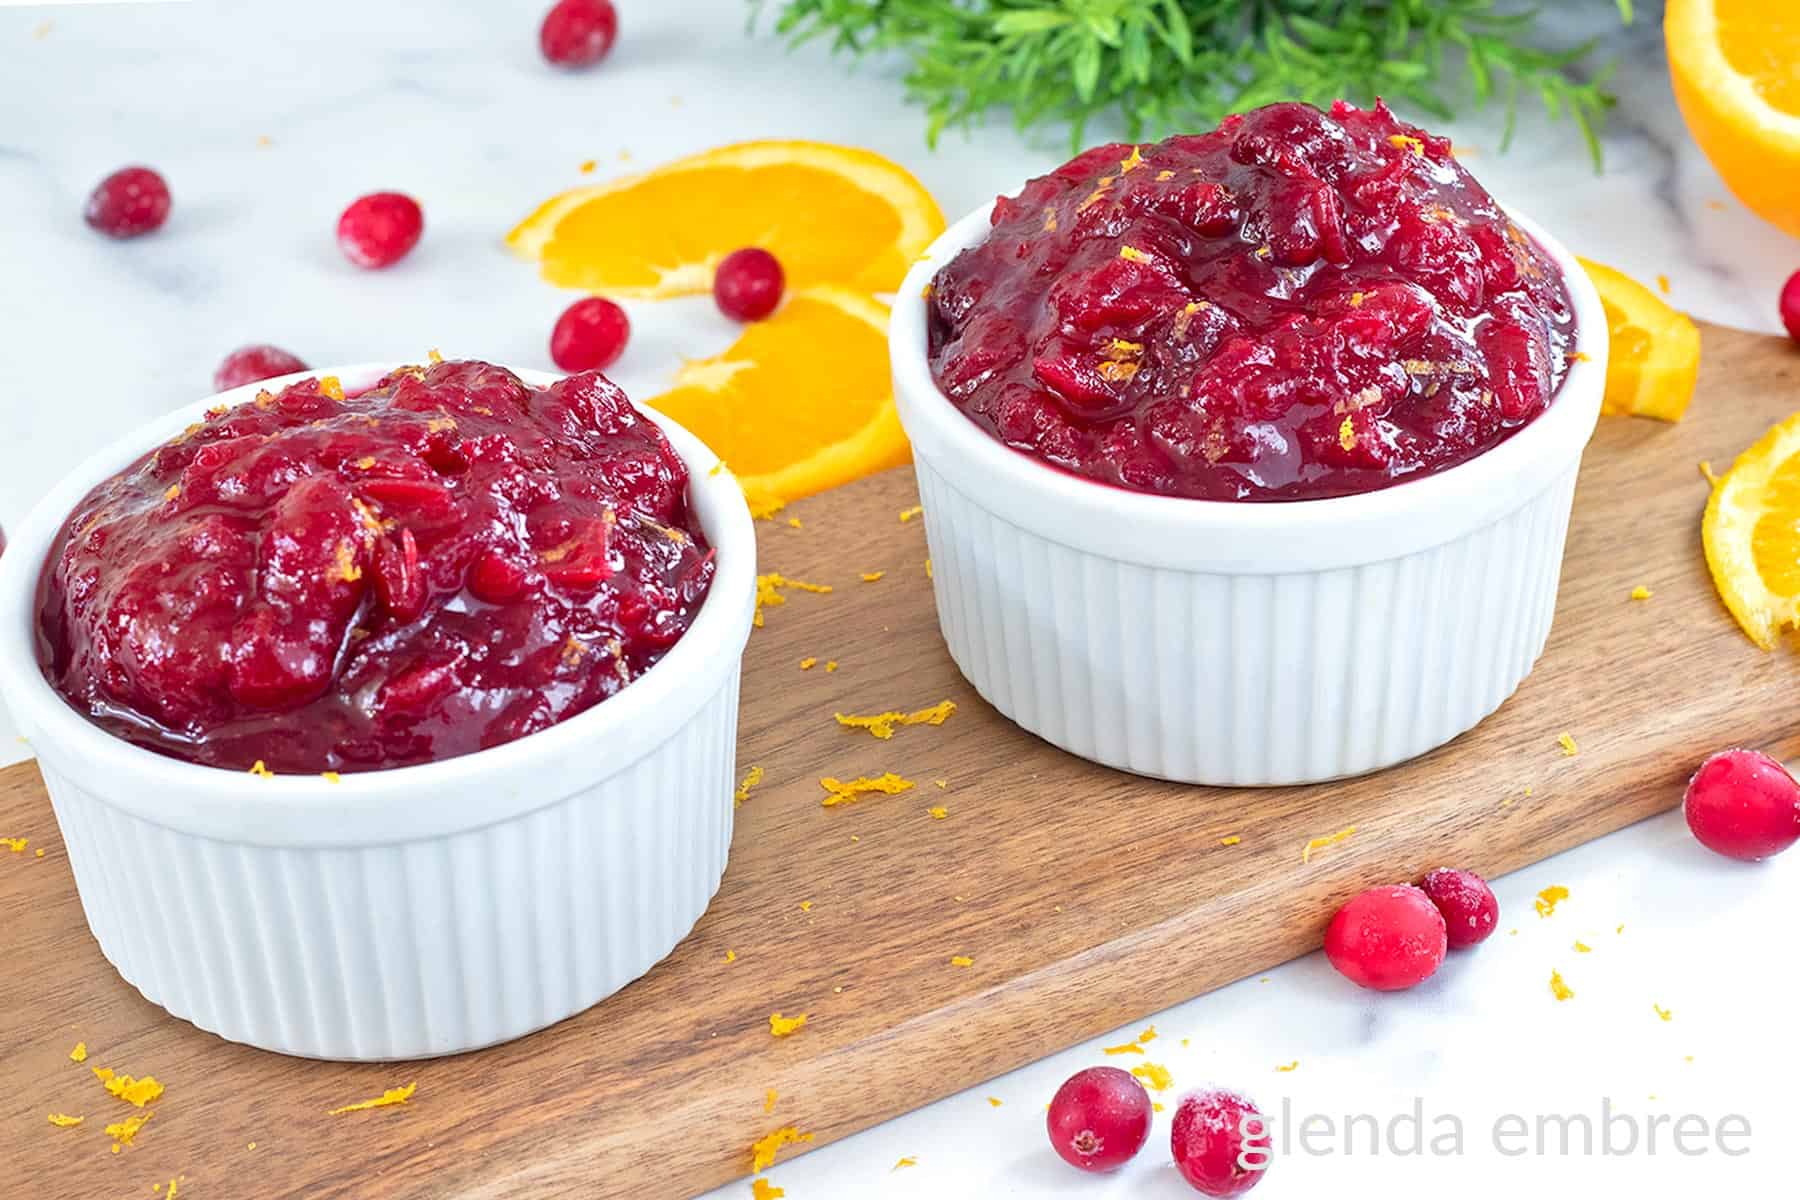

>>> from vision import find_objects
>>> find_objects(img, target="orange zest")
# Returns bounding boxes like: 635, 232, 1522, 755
819, 772, 915, 807
832, 699, 956, 739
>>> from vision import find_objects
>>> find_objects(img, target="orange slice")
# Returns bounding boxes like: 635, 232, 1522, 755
506, 141, 946, 297
1703, 411, 1800, 648
647, 286, 908, 510
1577, 258, 1701, 422
1666, 0, 1800, 238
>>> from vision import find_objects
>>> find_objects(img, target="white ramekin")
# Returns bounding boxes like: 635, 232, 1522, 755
0, 362, 756, 1060
892, 206, 1607, 786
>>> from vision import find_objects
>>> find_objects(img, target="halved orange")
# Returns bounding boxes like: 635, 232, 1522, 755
506, 141, 946, 297
1666, 0, 1800, 238
647, 286, 908, 511
1577, 258, 1701, 422
1704, 411, 1800, 648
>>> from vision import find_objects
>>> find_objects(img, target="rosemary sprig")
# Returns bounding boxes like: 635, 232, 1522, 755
764, 0, 1624, 168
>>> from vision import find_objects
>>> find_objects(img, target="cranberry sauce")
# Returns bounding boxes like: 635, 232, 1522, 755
36, 361, 715, 774
926, 101, 1578, 502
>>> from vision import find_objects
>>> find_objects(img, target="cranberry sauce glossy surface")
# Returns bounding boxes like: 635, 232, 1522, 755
36, 361, 715, 774
926, 101, 1578, 502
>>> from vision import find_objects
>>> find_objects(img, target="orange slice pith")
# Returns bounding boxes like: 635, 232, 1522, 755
1666, 0, 1800, 238
1703, 411, 1800, 649
1576, 258, 1701, 423
506, 141, 946, 297
647, 287, 908, 510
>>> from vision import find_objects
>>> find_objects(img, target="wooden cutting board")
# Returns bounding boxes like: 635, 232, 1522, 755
3, 324, 1797, 1199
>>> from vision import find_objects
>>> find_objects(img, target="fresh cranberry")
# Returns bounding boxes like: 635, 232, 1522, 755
539, 0, 617, 68
1170, 1088, 1270, 1196
84, 166, 171, 239
1323, 884, 1447, 991
213, 345, 309, 393
713, 248, 785, 321
550, 297, 630, 371
1684, 748, 1800, 861
336, 192, 423, 268
1420, 867, 1499, 949
1780, 270, 1800, 343
1045, 1066, 1151, 1173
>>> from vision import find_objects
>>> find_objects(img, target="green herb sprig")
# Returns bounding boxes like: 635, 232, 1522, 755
764, 0, 1626, 167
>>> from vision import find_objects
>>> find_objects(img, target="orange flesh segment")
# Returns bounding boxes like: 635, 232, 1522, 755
1716, 1, 1800, 115
1750, 454, 1800, 597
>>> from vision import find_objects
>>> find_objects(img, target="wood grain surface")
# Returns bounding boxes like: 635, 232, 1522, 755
3, 324, 1797, 1199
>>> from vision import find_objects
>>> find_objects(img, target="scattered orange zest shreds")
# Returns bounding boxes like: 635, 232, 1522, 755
764, 1089, 779, 1114
899, 505, 923, 523
819, 772, 915, 807
725, 950, 737, 964
1630, 585, 1653, 601
104, 1111, 152, 1147
860, 571, 885, 582
1388, 133, 1425, 155
69, 1041, 87, 1063
799, 900, 814, 912
1699, 459, 1720, 487
2, 836, 28, 852
987, 1097, 1003, 1108
769, 1013, 808, 1038
94, 1068, 164, 1108
1131, 1062, 1173, 1092
833, 700, 956, 740
166, 1180, 179, 1200
927, 805, 948, 819
1573, 941, 1592, 953
1301, 826, 1357, 864
799, 657, 817, 670
924, 558, 933, 579
1118, 245, 1152, 264
46, 1113, 83, 1127
751, 1180, 785, 1200
1550, 970, 1575, 1002
787, 517, 803, 530
1654, 1003, 1674, 1022
579, 159, 597, 173
949, 955, 974, 968
892, 1157, 918, 1171
1135, 1025, 1156, 1044
734, 766, 765, 808
749, 1125, 813, 1173
1276, 1061, 1300, 1073
753, 573, 833, 628
248, 760, 274, 779
1657, 274, 1671, 295
1219, 835, 1242, 847
1339, 416, 1356, 452
1102, 1041, 1146, 1056
318, 375, 345, 402
1558, 732, 1579, 756
1535, 885, 1570, 918
824, 660, 839, 672
328, 1083, 416, 1115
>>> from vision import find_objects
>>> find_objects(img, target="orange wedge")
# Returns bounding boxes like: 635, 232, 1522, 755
1577, 258, 1701, 422
507, 141, 946, 297
647, 286, 908, 511
1666, 0, 1800, 238
1704, 411, 1800, 648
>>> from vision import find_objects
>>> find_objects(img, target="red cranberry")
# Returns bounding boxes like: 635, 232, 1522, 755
1170, 1088, 1270, 1196
550, 297, 630, 371
1420, 867, 1499, 949
84, 166, 171, 238
539, 0, 617, 68
213, 345, 309, 393
1045, 1066, 1151, 1173
336, 192, 423, 269
713, 247, 785, 321
1781, 270, 1800, 343
1684, 748, 1800, 861
1323, 884, 1447, 991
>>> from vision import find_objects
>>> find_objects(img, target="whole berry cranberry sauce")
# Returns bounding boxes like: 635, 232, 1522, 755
36, 361, 715, 774
927, 101, 1579, 502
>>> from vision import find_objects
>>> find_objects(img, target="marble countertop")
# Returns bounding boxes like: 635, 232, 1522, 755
4, 1, 1797, 1194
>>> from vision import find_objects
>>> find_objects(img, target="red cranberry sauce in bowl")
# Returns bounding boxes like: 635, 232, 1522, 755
925, 101, 1578, 503
35, 361, 715, 774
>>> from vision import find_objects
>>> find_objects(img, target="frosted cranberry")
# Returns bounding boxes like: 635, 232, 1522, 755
713, 248, 785, 321
539, 0, 617, 68
213, 345, 308, 393
1045, 1066, 1151, 1173
84, 166, 170, 238
1420, 867, 1499, 949
550, 297, 630, 371
1781, 270, 1800, 343
336, 192, 423, 268
1170, 1088, 1270, 1196
1684, 748, 1800, 861
1323, 884, 1447, 991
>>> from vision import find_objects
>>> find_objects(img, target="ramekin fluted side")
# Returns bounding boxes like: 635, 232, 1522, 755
915, 458, 1576, 786
40, 667, 740, 1061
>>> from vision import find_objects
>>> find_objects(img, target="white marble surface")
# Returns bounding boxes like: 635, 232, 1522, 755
4, 1, 1799, 1196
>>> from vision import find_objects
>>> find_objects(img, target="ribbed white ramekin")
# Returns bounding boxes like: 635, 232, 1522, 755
0, 363, 756, 1060
892, 207, 1606, 786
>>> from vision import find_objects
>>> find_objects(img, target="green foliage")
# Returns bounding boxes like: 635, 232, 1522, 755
763, 0, 1624, 167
